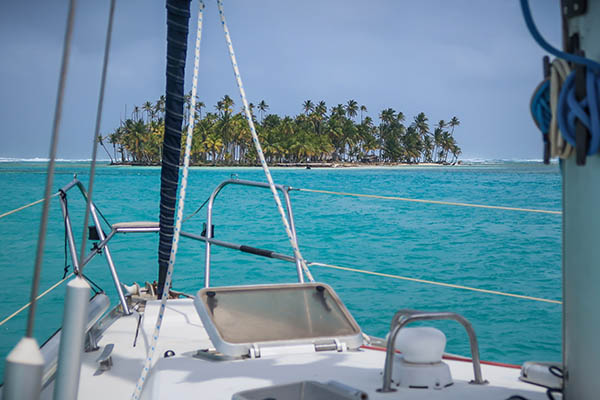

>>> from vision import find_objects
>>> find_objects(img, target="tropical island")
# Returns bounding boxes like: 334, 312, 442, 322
98, 94, 462, 166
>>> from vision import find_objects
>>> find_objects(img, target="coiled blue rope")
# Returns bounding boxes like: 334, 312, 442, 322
520, 0, 600, 157
557, 69, 600, 154
530, 79, 551, 135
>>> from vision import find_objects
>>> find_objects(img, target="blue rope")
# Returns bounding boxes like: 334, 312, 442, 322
519, 0, 600, 73
557, 69, 600, 154
530, 79, 551, 135
520, 0, 600, 157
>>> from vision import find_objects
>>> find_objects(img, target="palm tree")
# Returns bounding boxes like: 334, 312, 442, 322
315, 101, 327, 117
97, 135, 114, 163
449, 116, 460, 135
143, 101, 154, 122
360, 105, 367, 123
195, 101, 205, 120
302, 100, 314, 115
132, 106, 140, 121
345, 100, 358, 121
221, 94, 234, 114
257, 100, 269, 123
215, 100, 224, 116
155, 95, 166, 120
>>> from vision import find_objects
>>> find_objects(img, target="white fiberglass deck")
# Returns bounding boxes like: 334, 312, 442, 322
40, 299, 547, 400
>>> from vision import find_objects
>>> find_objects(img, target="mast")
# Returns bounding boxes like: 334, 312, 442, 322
561, 0, 600, 398
158, 0, 191, 297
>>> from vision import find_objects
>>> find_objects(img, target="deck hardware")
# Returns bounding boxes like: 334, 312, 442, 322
95, 344, 114, 374
249, 344, 260, 359
379, 310, 487, 393
164, 350, 176, 358
85, 329, 100, 352
132, 313, 142, 347
562, 0, 587, 18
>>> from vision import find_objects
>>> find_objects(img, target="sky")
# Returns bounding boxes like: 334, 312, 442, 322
0, 0, 561, 160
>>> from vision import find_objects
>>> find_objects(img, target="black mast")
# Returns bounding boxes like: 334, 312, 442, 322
158, 0, 191, 297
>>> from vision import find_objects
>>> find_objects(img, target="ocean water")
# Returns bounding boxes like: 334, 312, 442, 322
0, 161, 562, 378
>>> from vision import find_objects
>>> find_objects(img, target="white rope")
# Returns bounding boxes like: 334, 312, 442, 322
309, 262, 561, 304
0, 192, 60, 220
0, 273, 74, 327
131, 3, 204, 398
217, 0, 314, 282
549, 58, 572, 159
297, 188, 562, 215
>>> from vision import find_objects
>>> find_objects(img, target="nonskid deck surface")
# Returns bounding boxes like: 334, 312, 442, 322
41, 299, 547, 399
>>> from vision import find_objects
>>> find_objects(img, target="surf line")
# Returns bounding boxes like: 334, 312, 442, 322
296, 188, 561, 215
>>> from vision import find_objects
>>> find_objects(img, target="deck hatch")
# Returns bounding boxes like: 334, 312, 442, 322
194, 283, 362, 357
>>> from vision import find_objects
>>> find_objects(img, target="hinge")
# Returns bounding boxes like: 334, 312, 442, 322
247, 340, 347, 359
314, 338, 346, 352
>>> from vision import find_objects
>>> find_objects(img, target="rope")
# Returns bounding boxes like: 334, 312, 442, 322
217, 0, 313, 282
0, 273, 74, 327
519, 0, 600, 73
520, 0, 600, 160
181, 195, 210, 223
131, 2, 203, 398
549, 59, 573, 158
0, 192, 60, 220
557, 68, 600, 156
296, 188, 561, 215
309, 262, 561, 305
530, 79, 551, 136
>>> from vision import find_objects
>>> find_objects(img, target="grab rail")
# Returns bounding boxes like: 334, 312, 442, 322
203, 178, 303, 287
57, 177, 130, 314
379, 309, 487, 392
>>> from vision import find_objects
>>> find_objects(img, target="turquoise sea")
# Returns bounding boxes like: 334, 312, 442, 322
0, 161, 562, 378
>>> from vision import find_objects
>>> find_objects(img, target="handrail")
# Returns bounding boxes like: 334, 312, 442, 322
57, 177, 130, 314
379, 310, 487, 392
203, 179, 304, 287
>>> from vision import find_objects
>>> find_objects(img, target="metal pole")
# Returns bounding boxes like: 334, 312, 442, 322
26, 0, 77, 340
3, 1, 77, 398
204, 193, 215, 288
79, 229, 116, 269
79, 0, 116, 266
58, 193, 80, 274
283, 188, 304, 282
53, 276, 90, 400
89, 203, 130, 314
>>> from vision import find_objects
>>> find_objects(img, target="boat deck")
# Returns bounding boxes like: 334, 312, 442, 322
40, 299, 547, 399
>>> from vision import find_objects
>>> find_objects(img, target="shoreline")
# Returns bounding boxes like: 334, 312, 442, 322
103, 161, 462, 168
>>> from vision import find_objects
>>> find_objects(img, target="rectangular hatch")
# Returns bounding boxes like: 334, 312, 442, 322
193, 282, 363, 357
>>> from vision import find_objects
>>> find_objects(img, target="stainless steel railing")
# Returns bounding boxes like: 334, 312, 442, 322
57, 178, 305, 314
58, 177, 130, 314
379, 309, 487, 392
202, 178, 304, 287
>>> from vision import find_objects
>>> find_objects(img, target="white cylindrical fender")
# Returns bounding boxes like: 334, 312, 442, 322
53, 276, 90, 400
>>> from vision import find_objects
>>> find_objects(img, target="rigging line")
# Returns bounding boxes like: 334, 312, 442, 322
217, 0, 314, 282
79, 0, 116, 270
0, 273, 74, 328
295, 188, 562, 215
0, 192, 60, 220
181, 195, 210, 223
26, 0, 77, 339
519, 0, 600, 73
309, 262, 561, 305
132, 2, 202, 399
